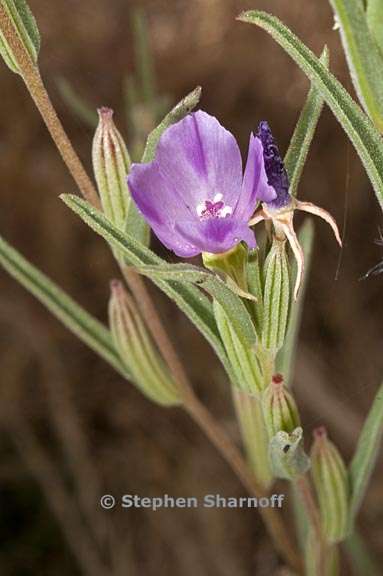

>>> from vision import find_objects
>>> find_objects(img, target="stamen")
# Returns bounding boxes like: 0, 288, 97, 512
196, 196, 232, 220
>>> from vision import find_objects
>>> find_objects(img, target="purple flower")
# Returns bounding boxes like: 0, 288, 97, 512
128, 110, 276, 257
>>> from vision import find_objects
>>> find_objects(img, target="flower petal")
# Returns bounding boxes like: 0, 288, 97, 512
239, 133, 276, 220
153, 110, 243, 208
176, 218, 256, 255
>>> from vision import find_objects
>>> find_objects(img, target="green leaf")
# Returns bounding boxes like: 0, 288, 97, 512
367, 0, 383, 56
56, 77, 98, 128
277, 219, 314, 386
141, 86, 202, 163
0, 233, 129, 379
348, 382, 383, 524
329, 0, 383, 130
60, 194, 238, 385
132, 262, 257, 348
0, 0, 40, 74
284, 47, 328, 196
132, 7, 156, 108
238, 10, 383, 210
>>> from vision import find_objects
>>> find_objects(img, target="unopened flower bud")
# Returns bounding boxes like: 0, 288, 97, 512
262, 237, 290, 352
311, 427, 349, 543
0, 0, 40, 74
262, 373, 301, 438
109, 280, 181, 407
92, 108, 131, 229
269, 427, 310, 481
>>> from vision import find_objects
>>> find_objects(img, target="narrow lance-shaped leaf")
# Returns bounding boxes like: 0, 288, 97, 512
328, 0, 383, 131
60, 194, 239, 387
367, 0, 383, 56
348, 382, 383, 524
238, 10, 383, 210
131, 262, 257, 348
277, 219, 314, 386
0, 233, 129, 379
284, 47, 328, 196
0, 0, 40, 74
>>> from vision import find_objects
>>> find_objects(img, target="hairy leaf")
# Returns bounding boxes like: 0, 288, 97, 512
61, 194, 238, 385
238, 10, 383, 210
0, 233, 129, 378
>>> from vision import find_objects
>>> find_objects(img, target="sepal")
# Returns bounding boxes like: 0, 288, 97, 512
269, 426, 310, 480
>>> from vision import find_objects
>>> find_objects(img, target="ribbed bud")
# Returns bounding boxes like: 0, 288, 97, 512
109, 280, 181, 407
262, 373, 301, 438
311, 427, 349, 543
92, 108, 131, 230
261, 237, 290, 352
269, 427, 310, 481
0, 0, 40, 74
232, 387, 273, 488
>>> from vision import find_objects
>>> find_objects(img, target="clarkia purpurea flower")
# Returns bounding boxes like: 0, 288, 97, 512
250, 121, 342, 299
128, 111, 341, 299
128, 110, 274, 257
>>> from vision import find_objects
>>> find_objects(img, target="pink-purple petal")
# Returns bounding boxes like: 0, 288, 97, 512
154, 110, 243, 208
175, 218, 256, 254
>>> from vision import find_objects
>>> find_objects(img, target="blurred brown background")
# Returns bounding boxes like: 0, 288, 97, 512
0, 0, 382, 574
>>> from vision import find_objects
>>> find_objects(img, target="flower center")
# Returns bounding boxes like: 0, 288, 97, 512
196, 193, 232, 220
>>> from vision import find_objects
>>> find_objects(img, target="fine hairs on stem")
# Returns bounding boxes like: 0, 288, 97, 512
0, 5, 301, 572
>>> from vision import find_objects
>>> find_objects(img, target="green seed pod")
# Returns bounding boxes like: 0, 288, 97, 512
232, 387, 273, 489
0, 0, 40, 74
92, 108, 132, 230
262, 237, 290, 353
311, 427, 349, 543
109, 280, 181, 407
262, 373, 301, 438
269, 427, 310, 481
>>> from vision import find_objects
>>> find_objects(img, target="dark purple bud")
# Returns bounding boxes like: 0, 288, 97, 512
257, 121, 290, 209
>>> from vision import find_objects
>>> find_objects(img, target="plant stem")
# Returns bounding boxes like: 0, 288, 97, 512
186, 394, 302, 573
0, 4, 100, 208
0, 6, 301, 570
